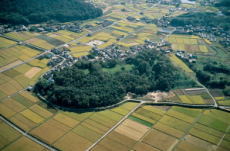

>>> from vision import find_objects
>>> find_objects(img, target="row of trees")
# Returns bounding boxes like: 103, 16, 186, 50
34, 49, 196, 108
0, 0, 103, 25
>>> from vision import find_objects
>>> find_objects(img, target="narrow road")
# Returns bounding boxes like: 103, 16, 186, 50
86, 102, 144, 151
0, 115, 58, 151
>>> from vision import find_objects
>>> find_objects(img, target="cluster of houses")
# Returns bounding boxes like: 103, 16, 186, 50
175, 25, 230, 48
0, 24, 28, 34
175, 50, 197, 63
89, 45, 133, 61
0, 22, 82, 34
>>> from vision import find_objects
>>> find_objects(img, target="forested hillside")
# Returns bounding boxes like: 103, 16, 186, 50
34, 50, 196, 108
0, 0, 103, 25
170, 0, 230, 30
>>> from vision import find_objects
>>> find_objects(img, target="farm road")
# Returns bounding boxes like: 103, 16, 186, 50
86, 102, 144, 151
0, 115, 58, 151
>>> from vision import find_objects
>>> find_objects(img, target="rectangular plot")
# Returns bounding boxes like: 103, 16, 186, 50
189, 128, 220, 145
107, 131, 137, 148
131, 112, 156, 124
170, 106, 202, 118
115, 119, 149, 141
10, 113, 37, 131
142, 129, 178, 151
136, 108, 163, 121
193, 123, 224, 138
90, 114, 117, 128
204, 110, 230, 125
111, 107, 129, 116
0, 81, 20, 95
97, 110, 123, 122
31, 119, 70, 144
0, 37, 16, 48
54, 132, 92, 151
159, 115, 190, 132
21, 109, 44, 124
166, 110, 195, 123
0, 60, 23, 72
98, 137, 130, 151
54, 113, 79, 128
133, 142, 160, 151
129, 116, 153, 127
30, 104, 53, 118
198, 115, 228, 132
15, 64, 31, 73
0, 104, 16, 118
188, 95, 205, 104
142, 105, 166, 116
83, 119, 109, 132
19, 91, 39, 103
36, 35, 65, 46
2, 136, 44, 151
12, 94, 34, 107
2, 98, 26, 113
178, 95, 193, 104
72, 125, 101, 142
0, 122, 21, 149
153, 123, 185, 138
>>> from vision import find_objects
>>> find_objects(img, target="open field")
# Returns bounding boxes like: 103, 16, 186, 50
26, 38, 55, 50
0, 37, 17, 48
4, 32, 39, 41
143, 129, 178, 151
0, 45, 40, 67
2, 136, 45, 151
166, 35, 210, 53
0, 122, 21, 149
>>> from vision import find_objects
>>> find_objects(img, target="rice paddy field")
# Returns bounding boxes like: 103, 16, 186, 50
168, 54, 194, 73
0, 45, 41, 68
0, 58, 50, 98
4, 32, 40, 41
0, 37, 17, 49
0, 91, 140, 151
0, 1, 230, 150
165, 88, 215, 105
166, 35, 210, 53
92, 105, 230, 151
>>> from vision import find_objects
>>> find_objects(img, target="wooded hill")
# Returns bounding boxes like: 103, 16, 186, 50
0, 0, 103, 25
34, 49, 196, 108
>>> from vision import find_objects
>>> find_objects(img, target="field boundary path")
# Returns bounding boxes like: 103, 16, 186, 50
0, 115, 59, 151
86, 102, 144, 151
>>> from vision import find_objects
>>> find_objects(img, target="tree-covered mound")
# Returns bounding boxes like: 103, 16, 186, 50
34, 50, 196, 108
0, 0, 103, 25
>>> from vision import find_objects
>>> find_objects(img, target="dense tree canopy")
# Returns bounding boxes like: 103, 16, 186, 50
170, 12, 230, 30
0, 0, 102, 25
34, 49, 196, 108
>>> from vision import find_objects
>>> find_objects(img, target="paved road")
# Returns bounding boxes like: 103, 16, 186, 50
0, 115, 58, 151
86, 102, 144, 151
